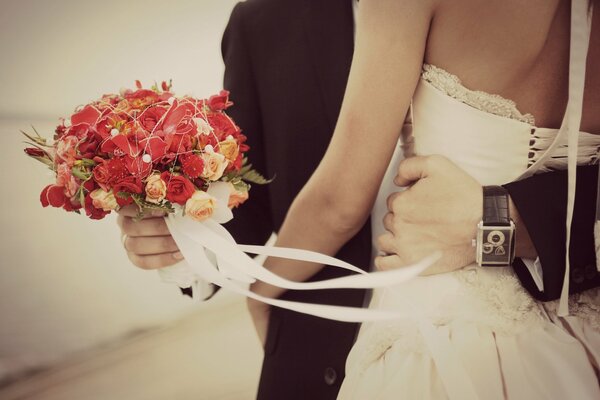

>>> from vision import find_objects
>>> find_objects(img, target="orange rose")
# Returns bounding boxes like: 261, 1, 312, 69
145, 173, 167, 204
227, 183, 249, 208
218, 137, 239, 163
185, 191, 216, 221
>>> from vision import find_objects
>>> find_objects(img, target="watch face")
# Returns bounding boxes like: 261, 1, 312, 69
477, 223, 515, 266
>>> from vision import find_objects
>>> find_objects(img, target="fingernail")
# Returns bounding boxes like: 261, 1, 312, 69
173, 252, 184, 260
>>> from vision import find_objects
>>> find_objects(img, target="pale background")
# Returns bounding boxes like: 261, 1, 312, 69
0, 0, 263, 398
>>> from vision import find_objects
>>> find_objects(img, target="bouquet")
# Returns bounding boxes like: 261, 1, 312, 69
23, 81, 269, 222
23, 81, 436, 323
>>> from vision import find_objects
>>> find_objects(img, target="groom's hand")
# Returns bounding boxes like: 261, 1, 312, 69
117, 205, 184, 269
375, 155, 482, 275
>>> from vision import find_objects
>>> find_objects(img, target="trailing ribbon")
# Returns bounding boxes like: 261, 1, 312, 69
157, 181, 438, 322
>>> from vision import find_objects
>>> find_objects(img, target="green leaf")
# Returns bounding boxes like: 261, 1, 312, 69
30, 156, 54, 168
71, 166, 91, 181
232, 180, 250, 192
130, 194, 175, 221
242, 169, 273, 185
78, 186, 86, 208
80, 158, 97, 167
21, 130, 51, 147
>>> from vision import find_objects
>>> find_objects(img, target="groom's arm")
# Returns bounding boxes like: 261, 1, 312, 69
504, 165, 600, 301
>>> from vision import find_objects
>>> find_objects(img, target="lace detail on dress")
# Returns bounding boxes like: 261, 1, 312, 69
422, 64, 536, 125
545, 288, 600, 331
454, 266, 546, 334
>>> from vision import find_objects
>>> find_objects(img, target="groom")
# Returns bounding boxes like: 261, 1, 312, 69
119, 0, 599, 399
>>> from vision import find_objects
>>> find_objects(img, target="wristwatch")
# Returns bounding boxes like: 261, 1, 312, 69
476, 186, 516, 267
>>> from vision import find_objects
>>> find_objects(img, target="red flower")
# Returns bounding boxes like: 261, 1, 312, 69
160, 171, 195, 205
24, 148, 45, 157
208, 90, 233, 112
71, 105, 101, 126
139, 105, 167, 133
125, 155, 152, 179
161, 100, 196, 136
139, 136, 168, 161
180, 153, 205, 178
40, 184, 68, 208
207, 112, 239, 141
92, 157, 128, 190
166, 132, 192, 154
113, 176, 143, 207
84, 194, 109, 220
77, 130, 102, 159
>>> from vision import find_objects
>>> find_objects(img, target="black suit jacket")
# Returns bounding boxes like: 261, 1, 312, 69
221, 1, 369, 399
213, 0, 600, 399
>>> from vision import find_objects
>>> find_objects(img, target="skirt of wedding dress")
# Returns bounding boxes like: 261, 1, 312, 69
338, 266, 600, 400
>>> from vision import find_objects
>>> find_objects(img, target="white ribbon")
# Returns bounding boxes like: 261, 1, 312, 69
155, 181, 438, 321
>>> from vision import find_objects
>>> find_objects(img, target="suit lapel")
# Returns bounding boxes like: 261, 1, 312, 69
303, 0, 355, 131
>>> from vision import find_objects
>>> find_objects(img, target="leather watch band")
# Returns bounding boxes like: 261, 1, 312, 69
483, 186, 510, 226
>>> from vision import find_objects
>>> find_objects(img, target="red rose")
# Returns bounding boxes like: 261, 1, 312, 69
113, 176, 143, 207
125, 155, 152, 179
139, 105, 167, 133
93, 157, 128, 190
180, 153, 205, 178
166, 132, 192, 154
207, 112, 239, 141
84, 194, 110, 220
77, 130, 102, 159
160, 171, 195, 205
207, 90, 233, 112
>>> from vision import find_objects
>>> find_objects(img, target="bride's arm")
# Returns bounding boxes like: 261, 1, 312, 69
251, 0, 438, 300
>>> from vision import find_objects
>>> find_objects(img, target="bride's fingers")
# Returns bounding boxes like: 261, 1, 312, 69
124, 235, 180, 255
119, 216, 171, 237
374, 254, 404, 271
126, 251, 184, 270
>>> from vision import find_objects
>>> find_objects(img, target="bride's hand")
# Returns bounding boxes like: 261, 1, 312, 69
375, 155, 482, 275
246, 297, 271, 348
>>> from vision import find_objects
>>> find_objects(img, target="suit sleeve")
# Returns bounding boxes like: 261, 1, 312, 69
220, 2, 274, 246
180, 3, 274, 299
504, 165, 599, 301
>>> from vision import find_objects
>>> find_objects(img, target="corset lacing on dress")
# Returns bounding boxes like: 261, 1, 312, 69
422, 63, 600, 331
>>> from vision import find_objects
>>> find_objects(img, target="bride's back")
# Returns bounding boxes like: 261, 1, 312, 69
424, 0, 598, 133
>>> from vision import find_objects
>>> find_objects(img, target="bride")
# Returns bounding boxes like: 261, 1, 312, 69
249, 0, 600, 398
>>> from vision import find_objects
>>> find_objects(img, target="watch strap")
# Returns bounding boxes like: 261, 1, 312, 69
483, 186, 510, 226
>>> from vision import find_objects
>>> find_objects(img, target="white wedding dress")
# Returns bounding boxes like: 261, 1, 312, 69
338, 2, 599, 399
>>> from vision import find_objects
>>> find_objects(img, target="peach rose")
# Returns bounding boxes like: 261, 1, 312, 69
227, 183, 249, 208
89, 189, 119, 211
200, 148, 227, 181
218, 137, 239, 163
145, 173, 167, 204
185, 190, 216, 221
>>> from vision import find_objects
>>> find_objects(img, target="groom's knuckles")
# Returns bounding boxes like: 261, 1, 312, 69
375, 254, 403, 271
376, 232, 396, 253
